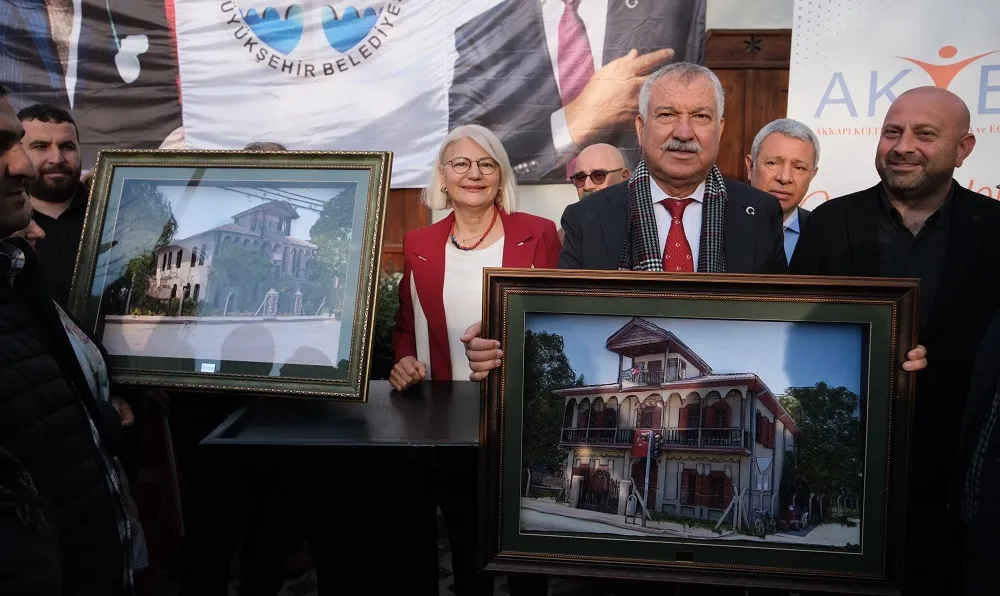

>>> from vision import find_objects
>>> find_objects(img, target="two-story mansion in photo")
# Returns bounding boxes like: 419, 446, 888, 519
554, 317, 800, 521
148, 200, 318, 305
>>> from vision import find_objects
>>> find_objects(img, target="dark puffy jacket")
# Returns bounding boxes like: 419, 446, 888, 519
0, 238, 126, 596
0, 446, 60, 595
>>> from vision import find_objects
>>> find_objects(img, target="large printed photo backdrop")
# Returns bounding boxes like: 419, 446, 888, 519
0, 1, 706, 186
787, 0, 1000, 208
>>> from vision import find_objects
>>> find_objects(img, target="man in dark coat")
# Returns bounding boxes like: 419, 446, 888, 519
0, 83, 132, 595
790, 86, 998, 596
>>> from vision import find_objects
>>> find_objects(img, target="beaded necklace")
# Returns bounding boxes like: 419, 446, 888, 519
449, 205, 499, 251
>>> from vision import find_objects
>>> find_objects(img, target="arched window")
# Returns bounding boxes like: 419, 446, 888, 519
563, 400, 576, 428
190, 248, 197, 267
577, 399, 591, 428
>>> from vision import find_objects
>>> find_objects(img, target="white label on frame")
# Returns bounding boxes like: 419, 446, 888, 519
200, 363, 217, 373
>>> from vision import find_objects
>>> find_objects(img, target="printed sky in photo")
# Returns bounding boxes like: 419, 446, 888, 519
525, 314, 863, 397
156, 184, 342, 240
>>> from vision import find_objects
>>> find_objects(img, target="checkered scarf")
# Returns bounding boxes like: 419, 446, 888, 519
617, 160, 729, 273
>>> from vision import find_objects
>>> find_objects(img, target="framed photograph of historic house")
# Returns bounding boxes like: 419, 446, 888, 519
69, 149, 391, 401
480, 270, 918, 594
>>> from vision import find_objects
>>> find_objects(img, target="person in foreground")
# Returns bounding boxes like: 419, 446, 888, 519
460, 66, 929, 596
390, 124, 559, 596
559, 61, 787, 274
0, 85, 134, 595
390, 123, 561, 389
464, 62, 796, 379
789, 86, 993, 595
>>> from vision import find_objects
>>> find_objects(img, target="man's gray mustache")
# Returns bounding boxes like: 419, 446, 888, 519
662, 139, 702, 153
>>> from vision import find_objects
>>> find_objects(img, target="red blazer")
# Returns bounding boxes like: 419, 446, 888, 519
392, 209, 562, 380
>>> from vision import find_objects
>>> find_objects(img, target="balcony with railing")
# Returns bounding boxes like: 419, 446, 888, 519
620, 368, 667, 387
661, 427, 749, 449
560, 426, 749, 450
560, 427, 635, 446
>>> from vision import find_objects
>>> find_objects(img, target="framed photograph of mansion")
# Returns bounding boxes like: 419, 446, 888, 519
68, 149, 391, 401
479, 269, 919, 594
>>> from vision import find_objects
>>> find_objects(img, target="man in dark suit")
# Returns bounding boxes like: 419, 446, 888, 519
0, 0, 182, 167
466, 64, 786, 596
745, 118, 820, 263
450, 0, 706, 181
790, 86, 1000, 596
558, 62, 786, 274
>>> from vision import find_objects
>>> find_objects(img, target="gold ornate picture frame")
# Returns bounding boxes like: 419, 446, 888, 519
480, 269, 918, 594
69, 149, 391, 402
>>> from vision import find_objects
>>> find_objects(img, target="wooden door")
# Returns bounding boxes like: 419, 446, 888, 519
706, 30, 792, 181
380, 188, 430, 275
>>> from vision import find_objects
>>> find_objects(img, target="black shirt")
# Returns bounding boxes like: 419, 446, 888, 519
31, 184, 88, 307
876, 188, 952, 327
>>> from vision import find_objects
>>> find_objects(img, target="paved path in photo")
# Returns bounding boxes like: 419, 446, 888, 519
520, 498, 860, 547
102, 316, 342, 371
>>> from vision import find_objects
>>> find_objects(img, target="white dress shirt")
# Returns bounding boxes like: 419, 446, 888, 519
650, 178, 706, 268
540, 0, 608, 156
412, 239, 505, 380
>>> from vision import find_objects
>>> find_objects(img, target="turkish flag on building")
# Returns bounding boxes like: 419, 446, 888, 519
632, 429, 652, 458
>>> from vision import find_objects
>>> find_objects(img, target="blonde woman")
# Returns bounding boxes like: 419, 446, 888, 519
391, 124, 561, 389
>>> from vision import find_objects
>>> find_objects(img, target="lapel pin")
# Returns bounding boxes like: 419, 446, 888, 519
626, 0, 639, 8
746, 206, 756, 215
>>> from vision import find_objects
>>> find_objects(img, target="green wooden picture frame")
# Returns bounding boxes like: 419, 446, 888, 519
480, 269, 918, 594
69, 149, 391, 402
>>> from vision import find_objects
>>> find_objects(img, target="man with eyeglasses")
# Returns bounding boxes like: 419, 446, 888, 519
569, 143, 631, 198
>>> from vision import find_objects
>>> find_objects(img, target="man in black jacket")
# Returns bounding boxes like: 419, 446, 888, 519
790, 86, 999, 596
558, 62, 787, 274
0, 84, 132, 595
945, 309, 1000, 594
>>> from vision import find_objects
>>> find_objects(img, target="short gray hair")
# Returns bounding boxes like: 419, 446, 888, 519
750, 119, 820, 168
243, 141, 287, 151
639, 62, 725, 119
423, 124, 519, 213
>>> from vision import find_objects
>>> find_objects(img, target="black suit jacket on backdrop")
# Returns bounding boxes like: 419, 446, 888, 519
789, 181, 1000, 594
450, 0, 706, 180
0, 0, 182, 168
560, 178, 787, 273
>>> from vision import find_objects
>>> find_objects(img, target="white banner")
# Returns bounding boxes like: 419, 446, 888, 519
787, 0, 1000, 209
175, 0, 463, 187
173, 1, 707, 187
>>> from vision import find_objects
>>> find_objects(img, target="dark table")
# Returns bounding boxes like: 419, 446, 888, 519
201, 380, 480, 452
180, 381, 483, 596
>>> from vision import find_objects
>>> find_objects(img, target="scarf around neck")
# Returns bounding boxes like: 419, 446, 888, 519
617, 160, 729, 273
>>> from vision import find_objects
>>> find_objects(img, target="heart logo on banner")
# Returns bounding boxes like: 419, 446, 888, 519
243, 5, 306, 55
321, 5, 383, 53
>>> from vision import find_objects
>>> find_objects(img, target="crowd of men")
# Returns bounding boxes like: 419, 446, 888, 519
2, 55, 1000, 596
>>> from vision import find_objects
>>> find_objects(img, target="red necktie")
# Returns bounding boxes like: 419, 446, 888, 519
558, 0, 595, 177
662, 199, 695, 272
